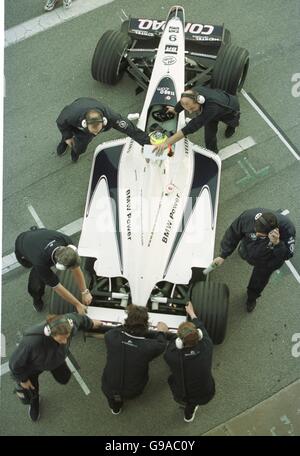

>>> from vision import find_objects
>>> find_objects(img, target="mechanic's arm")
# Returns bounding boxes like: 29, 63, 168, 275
56, 117, 74, 143
267, 229, 296, 265
70, 266, 92, 306
53, 283, 87, 315
66, 312, 102, 332
213, 214, 245, 266
153, 109, 207, 153
9, 343, 35, 389
185, 301, 209, 339
109, 111, 150, 146
148, 322, 168, 358
153, 130, 185, 154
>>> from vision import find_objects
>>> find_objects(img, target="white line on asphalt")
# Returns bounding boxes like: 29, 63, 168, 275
0, 361, 10, 376
5, 0, 115, 47
285, 261, 300, 285
60, 218, 83, 237
219, 136, 256, 161
66, 357, 90, 396
241, 89, 300, 161
26, 204, 45, 229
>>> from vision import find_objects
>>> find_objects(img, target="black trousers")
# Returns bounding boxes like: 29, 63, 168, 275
168, 375, 215, 408
247, 262, 284, 300
204, 111, 240, 153
28, 362, 72, 395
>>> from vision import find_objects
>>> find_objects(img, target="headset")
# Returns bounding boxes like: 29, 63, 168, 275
81, 111, 108, 129
44, 316, 74, 337
181, 92, 205, 105
175, 326, 203, 349
55, 244, 78, 271
254, 212, 278, 233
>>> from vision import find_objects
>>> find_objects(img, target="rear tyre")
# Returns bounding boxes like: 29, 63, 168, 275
49, 258, 93, 314
91, 30, 131, 84
211, 44, 249, 94
191, 281, 229, 344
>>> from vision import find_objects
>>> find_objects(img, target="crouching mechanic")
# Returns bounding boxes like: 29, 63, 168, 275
154, 85, 240, 154
15, 227, 92, 314
101, 304, 168, 415
164, 301, 215, 423
212, 208, 296, 312
56, 97, 150, 162
9, 313, 102, 421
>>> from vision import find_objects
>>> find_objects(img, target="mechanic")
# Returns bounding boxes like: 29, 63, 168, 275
153, 85, 240, 154
9, 313, 102, 422
14, 227, 92, 314
56, 97, 150, 162
44, 0, 72, 12
101, 304, 168, 415
164, 301, 215, 423
212, 209, 296, 312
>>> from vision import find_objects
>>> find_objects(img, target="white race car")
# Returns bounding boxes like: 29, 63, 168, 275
51, 6, 232, 343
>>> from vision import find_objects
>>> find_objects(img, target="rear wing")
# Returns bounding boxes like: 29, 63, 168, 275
127, 17, 224, 45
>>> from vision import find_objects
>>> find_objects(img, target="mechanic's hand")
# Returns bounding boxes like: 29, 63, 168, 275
92, 320, 103, 329
76, 303, 88, 315
185, 301, 197, 319
268, 228, 280, 245
166, 106, 176, 115
82, 291, 93, 306
65, 138, 75, 148
213, 257, 225, 266
20, 379, 35, 390
157, 321, 168, 332
153, 142, 168, 155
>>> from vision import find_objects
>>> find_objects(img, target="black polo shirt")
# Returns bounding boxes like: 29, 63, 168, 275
16, 229, 74, 287
174, 86, 240, 136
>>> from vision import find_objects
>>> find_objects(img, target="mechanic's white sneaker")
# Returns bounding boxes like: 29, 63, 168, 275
63, 0, 72, 8
184, 405, 199, 423
44, 0, 58, 11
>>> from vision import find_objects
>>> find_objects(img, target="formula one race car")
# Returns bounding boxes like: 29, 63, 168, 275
50, 5, 248, 344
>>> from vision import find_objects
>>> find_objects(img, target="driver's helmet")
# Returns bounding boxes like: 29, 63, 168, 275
149, 130, 168, 145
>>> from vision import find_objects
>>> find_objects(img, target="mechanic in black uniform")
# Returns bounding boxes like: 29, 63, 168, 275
212, 208, 296, 312
15, 227, 92, 314
56, 97, 150, 162
101, 304, 168, 415
153, 85, 240, 154
164, 301, 215, 423
9, 313, 102, 421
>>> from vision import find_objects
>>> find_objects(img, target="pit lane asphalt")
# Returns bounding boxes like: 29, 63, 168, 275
1, 0, 300, 436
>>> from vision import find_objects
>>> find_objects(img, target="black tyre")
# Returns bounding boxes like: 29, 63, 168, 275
191, 281, 229, 344
211, 44, 249, 94
91, 30, 131, 84
49, 258, 93, 314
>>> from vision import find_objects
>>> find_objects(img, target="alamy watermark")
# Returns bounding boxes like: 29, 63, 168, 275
291, 73, 300, 97
291, 333, 300, 358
